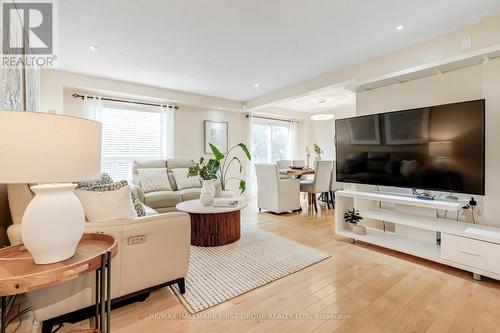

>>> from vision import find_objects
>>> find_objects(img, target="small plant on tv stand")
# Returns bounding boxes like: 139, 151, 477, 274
344, 209, 363, 224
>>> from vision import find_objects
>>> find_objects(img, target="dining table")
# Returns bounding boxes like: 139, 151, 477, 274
286, 168, 315, 178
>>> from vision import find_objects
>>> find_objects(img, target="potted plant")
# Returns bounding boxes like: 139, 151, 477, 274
188, 157, 219, 205
344, 208, 366, 235
314, 143, 323, 161
209, 143, 251, 197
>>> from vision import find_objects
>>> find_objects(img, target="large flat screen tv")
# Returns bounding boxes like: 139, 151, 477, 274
335, 99, 485, 195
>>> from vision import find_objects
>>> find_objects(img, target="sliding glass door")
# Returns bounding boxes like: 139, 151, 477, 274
251, 120, 290, 163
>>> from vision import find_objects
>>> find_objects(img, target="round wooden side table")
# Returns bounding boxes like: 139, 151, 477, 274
176, 199, 248, 247
0, 233, 117, 333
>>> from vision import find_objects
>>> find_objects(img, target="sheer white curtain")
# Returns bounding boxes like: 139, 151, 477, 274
246, 115, 257, 199
160, 105, 175, 158
83, 95, 103, 121
287, 121, 298, 160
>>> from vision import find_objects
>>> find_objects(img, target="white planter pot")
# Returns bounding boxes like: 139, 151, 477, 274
22, 183, 85, 264
352, 224, 367, 235
200, 180, 216, 206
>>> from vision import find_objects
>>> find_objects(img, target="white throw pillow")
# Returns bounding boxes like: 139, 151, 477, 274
137, 168, 172, 192
400, 160, 418, 177
75, 185, 138, 223
172, 168, 201, 189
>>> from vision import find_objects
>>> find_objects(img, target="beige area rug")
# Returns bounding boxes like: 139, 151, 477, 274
171, 224, 330, 313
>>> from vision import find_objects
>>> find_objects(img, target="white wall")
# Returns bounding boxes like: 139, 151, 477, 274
356, 61, 500, 227
309, 105, 356, 161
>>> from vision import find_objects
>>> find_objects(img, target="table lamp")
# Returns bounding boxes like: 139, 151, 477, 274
429, 141, 453, 170
0, 111, 102, 264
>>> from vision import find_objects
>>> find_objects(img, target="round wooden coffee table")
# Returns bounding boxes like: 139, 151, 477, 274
176, 199, 247, 247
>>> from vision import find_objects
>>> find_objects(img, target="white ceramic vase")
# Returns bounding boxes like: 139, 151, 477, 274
200, 180, 216, 206
22, 183, 85, 264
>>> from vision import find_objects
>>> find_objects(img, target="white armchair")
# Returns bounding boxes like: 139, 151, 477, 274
6, 184, 191, 331
255, 164, 301, 214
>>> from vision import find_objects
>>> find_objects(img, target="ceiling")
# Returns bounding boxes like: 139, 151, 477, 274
274, 85, 355, 113
58, 0, 500, 102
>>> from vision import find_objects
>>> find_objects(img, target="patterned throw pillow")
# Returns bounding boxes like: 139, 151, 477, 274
137, 168, 172, 192
75, 173, 114, 189
171, 168, 201, 190
77, 179, 146, 217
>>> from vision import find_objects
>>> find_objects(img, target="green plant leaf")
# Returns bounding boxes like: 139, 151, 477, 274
238, 143, 252, 161
239, 180, 246, 193
209, 143, 224, 161
230, 156, 243, 173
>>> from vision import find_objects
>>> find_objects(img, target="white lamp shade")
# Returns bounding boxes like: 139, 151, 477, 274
0, 111, 102, 183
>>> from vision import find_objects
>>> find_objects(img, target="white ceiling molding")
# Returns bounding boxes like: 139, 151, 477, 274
349, 44, 500, 92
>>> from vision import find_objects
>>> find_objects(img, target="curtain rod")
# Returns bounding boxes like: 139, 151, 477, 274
72, 93, 179, 110
246, 114, 298, 123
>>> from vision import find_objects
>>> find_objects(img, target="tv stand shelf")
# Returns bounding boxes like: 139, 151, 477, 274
335, 190, 500, 281
340, 189, 464, 211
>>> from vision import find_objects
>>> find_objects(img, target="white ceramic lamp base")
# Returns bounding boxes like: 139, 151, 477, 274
22, 183, 85, 264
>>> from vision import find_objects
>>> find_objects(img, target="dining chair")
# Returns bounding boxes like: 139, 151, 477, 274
327, 161, 343, 208
255, 164, 301, 213
299, 160, 332, 212
291, 160, 306, 168
276, 160, 292, 179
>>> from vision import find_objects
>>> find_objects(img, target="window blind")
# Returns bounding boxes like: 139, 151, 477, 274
100, 105, 165, 180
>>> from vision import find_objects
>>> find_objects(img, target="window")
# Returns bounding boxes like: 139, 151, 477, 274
99, 103, 172, 180
251, 120, 290, 163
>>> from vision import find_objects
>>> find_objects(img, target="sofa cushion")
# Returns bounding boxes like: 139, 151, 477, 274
137, 168, 172, 192
132, 160, 167, 186
172, 168, 201, 190
166, 159, 194, 171
180, 188, 201, 201
144, 191, 182, 209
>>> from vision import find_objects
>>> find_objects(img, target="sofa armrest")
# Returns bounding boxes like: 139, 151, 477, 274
88, 212, 191, 296
131, 184, 145, 203
19, 211, 191, 323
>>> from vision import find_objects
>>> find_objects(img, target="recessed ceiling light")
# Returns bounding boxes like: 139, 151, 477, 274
318, 98, 328, 104
311, 114, 335, 121
89, 46, 101, 52
217, 106, 222, 110
254, 83, 260, 88
396, 25, 405, 31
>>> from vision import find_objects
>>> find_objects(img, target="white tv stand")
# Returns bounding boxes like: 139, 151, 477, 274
335, 189, 500, 281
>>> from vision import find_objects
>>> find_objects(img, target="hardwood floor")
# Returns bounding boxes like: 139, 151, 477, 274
12, 199, 500, 333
